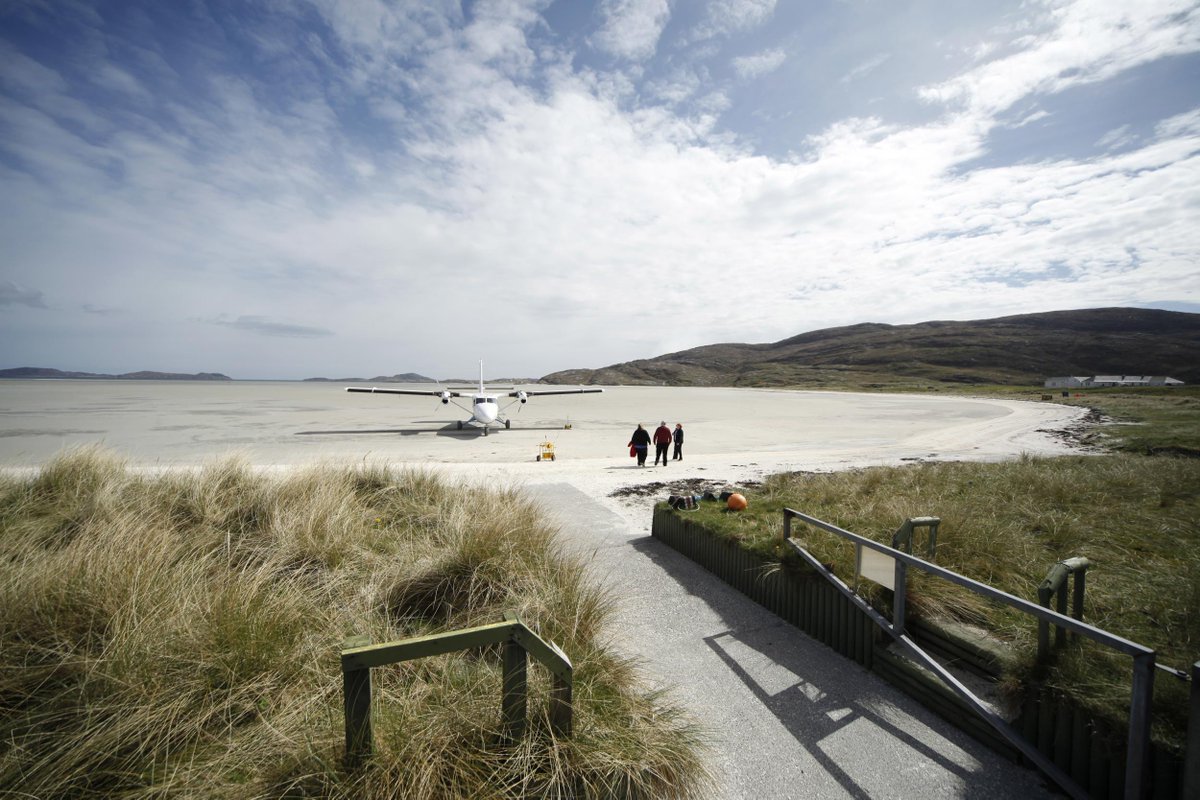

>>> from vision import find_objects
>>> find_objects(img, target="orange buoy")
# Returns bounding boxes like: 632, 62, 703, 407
727, 493, 747, 511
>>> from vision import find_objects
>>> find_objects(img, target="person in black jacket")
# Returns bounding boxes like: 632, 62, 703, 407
628, 424, 651, 467
672, 423, 684, 460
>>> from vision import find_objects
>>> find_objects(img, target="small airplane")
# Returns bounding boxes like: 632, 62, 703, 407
346, 361, 603, 435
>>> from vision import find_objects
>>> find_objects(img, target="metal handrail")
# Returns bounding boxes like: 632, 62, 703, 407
891, 516, 940, 558
340, 612, 572, 768
1037, 557, 1090, 661
782, 507, 1155, 799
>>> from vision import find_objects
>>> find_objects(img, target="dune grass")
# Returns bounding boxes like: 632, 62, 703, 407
678, 454, 1200, 749
1053, 386, 1200, 455
0, 446, 711, 799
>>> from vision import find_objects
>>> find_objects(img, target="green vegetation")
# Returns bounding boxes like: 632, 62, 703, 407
1054, 386, 1200, 455
673, 453, 1200, 748
0, 447, 711, 799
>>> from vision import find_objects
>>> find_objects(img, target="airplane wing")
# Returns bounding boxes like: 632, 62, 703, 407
346, 387, 463, 397
507, 387, 604, 397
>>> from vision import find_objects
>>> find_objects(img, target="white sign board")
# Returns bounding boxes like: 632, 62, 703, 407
857, 546, 896, 590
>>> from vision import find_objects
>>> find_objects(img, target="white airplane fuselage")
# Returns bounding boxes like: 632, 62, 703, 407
345, 360, 602, 435
471, 395, 499, 425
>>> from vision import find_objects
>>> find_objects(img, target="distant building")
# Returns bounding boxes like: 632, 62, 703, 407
1044, 375, 1184, 388
1044, 376, 1090, 389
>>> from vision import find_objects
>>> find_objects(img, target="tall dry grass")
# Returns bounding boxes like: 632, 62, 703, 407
0, 446, 711, 798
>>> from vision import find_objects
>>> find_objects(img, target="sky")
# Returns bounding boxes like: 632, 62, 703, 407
1, 0, 1198, 380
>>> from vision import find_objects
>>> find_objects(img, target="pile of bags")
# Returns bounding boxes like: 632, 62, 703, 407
666, 490, 747, 511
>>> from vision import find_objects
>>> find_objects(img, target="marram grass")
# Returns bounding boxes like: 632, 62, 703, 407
0, 446, 712, 798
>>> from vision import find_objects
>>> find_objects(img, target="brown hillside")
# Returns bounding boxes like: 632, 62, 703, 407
542, 308, 1200, 387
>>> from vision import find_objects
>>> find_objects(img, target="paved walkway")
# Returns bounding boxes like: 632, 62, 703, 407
530, 483, 1059, 800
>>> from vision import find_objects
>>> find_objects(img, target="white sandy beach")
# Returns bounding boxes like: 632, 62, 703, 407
0, 380, 1088, 533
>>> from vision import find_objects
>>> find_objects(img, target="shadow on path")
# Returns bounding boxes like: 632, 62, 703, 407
526, 482, 1052, 799
628, 535, 1053, 800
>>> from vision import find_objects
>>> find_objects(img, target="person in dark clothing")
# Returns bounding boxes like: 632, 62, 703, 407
652, 421, 672, 466
672, 422, 684, 460
628, 424, 651, 467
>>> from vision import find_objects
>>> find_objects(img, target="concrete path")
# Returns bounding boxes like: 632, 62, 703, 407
530, 482, 1060, 800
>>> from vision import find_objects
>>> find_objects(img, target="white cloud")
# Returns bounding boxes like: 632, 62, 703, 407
919, 0, 1200, 118
90, 63, 152, 101
693, 0, 778, 41
1095, 123, 1138, 150
1011, 109, 1051, 128
0, 0, 1197, 377
591, 0, 672, 61
732, 47, 786, 79
839, 53, 890, 84
0, 281, 47, 309
202, 315, 335, 338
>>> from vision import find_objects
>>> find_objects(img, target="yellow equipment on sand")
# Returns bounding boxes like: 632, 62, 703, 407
536, 440, 556, 462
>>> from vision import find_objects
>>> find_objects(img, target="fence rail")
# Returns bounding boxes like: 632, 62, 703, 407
652, 506, 1197, 799
783, 506, 1153, 800
340, 612, 572, 768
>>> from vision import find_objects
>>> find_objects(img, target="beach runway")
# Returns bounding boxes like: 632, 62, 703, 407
0, 379, 1081, 798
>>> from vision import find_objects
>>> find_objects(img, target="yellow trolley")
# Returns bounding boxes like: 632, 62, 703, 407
536, 440, 556, 461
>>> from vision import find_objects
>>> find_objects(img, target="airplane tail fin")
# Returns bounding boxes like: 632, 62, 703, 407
479, 360, 485, 393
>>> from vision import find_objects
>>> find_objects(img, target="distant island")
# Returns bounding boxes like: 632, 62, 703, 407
0, 367, 232, 381
306, 372, 435, 383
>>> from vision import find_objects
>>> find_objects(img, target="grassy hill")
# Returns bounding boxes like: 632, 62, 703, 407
543, 308, 1200, 388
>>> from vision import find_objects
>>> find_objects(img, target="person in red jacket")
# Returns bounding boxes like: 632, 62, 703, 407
652, 421, 672, 466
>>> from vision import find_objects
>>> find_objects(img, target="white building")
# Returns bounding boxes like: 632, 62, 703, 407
1044, 375, 1184, 388
1044, 376, 1090, 389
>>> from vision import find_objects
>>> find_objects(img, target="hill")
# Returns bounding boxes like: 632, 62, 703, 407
542, 308, 1200, 388
0, 367, 232, 381
306, 372, 435, 383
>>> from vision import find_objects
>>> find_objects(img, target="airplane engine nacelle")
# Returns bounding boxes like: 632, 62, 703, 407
440, 391, 451, 404
517, 391, 528, 404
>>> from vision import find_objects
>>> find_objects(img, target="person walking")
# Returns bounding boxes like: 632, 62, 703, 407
628, 423, 651, 467
652, 421, 672, 466
672, 422, 684, 460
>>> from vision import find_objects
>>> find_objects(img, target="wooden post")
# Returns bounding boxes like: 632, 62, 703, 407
342, 635, 373, 769
340, 616, 571, 757
502, 638, 528, 741
550, 674, 573, 737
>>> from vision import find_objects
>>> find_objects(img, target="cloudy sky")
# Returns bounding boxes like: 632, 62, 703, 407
1, 0, 1198, 380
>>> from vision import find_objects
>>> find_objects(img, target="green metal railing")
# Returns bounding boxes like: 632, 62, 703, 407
340, 612, 572, 769
891, 515, 940, 558
1037, 557, 1090, 662
783, 507, 1156, 800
